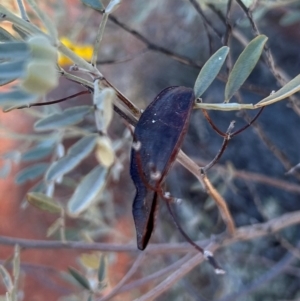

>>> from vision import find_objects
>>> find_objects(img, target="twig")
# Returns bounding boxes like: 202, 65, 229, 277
91, 12, 109, 66
224, 0, 233, 46
115, 253, 194, 295
187, 0, 223, 39
217, 246, 298, 301
97, 252, 146, 301
16, 0, 29, 21
107, 14, 202, 68
26, 0, 58, 42
202, 174, 236, 235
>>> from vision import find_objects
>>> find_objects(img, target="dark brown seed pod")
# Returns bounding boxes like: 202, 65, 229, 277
130, 86, 195, 250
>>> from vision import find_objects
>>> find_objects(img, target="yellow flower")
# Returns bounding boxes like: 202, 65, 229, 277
59, 37, 93, 66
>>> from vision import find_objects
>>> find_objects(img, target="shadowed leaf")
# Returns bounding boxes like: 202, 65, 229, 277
98, 254, 107, 283
26, 192, 61, 213
68, 267, 91, 290
225, 35, 268, 102
130, 86, 195, 250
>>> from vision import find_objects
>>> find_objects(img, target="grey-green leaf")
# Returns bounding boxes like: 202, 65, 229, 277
0, 60, 27, 79
255, 74, 300, 107
0, 265, 13, 292
15, 162, 49, 184
34, 106, 92, 131
280, 11, 300, 26
224, 35, 268, 102
81, 0, 105, 11
0, 26, 16, 41
194, 46, 229, 98
98, 254, 107, 283
26, 192, 61, 213
0, 88, 38, 107
0, 160, 11, 178
68, 165, 107, 216
22, 145, 54, 162
0, 42, 29, 59
45, 135, 97, 181
68, 267, 91, 290
0, 77, 16, 86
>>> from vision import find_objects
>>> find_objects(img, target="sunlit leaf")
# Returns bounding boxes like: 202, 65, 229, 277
67, 165, 107, 216
105, 0, 122, 14
224, 35, 268, 102
21, 145, 54, 162
46, 218, 62, 237
81, 0, 105, 11
255, 74, 300, 107
0, 42, 29, 60
26, 192, 61, 213
34, 106, 92, 131
68, 267, 91, 290
45, 135, 98, 181
194, 46, 229, 98
95, 136, 115, 168
15, 162, 49, 184
80, 253, 100, 269
21, 61, 58, 95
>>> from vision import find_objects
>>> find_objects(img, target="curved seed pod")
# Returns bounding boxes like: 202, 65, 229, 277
130, 86, 195, 250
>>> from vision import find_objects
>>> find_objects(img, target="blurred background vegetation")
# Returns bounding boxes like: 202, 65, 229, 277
0, 0, 300, 300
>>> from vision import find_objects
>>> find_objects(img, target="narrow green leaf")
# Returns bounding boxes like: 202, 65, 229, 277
0, 42, 29, 60
255, 74, 300, 107
15, 163, 48, 184
68, 267, 91, 290
67, 165, 107, 216
97, 254, 107, 283
21, 145, 54, 162
34, 106, 92, 131
26, 192, 61, 213
46, 218, 62, 237
81, 0, 105, 11
224, 35, 268, 102
0, 60, 27, 79
0, 27, 16, 41
0, 266, 13, 292
45, 135, 97, 181
194, 46, 229, 98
